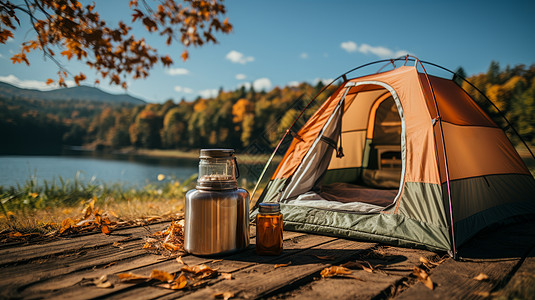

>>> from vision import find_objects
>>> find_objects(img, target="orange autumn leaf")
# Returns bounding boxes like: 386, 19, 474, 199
473, 273, 489, 281
413, 267, 434, 290
101, 225, 111, 235
61, 49, 73, 60
45, 78, 54, 85
82, 198, 96, 219
132, 9, 144, 22
117, 272, 150, 283
181, 264, 215, 275
181, 50, 189, 61
320, 266, 352, 278
341, 261, 374, 273
161, 55, 173, 66
419, 256, 441, 268
213, 291, 234, 300
274, 262, 292, 269
143, 242, 157, 250
315, 255, 336, 260
59, 218, 76, 234
162, 242, 181, 251
93, 275, 113, 288
181, 264, 218, 279
74, 73, 87, 85
171, 274, 187, 290
150, 269, 175, 282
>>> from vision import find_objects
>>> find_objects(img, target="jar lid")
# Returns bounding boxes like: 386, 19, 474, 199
259, 202, 280, 213
200, 149, 235, 159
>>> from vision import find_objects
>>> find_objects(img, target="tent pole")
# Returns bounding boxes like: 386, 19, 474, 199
411, 56, 458, 259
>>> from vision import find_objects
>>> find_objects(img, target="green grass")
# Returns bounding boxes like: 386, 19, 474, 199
0, 173, 198, 233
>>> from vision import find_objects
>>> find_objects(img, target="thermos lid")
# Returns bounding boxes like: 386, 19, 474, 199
200, 149, 235, 159
259, 202, 280, 213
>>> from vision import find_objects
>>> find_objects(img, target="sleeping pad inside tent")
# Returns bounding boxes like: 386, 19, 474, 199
254, 60, 535, 257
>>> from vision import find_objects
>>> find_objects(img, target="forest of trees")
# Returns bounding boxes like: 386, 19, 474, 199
0, 80, 334, 154
1, 61, 534, 155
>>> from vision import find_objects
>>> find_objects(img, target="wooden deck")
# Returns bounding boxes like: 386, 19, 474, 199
1, 219, 534, 299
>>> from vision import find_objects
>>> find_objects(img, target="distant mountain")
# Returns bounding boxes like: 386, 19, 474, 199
0, 82, 146, 105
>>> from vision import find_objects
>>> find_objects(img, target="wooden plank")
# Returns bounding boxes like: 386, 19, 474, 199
395, 220, 535, 299
0, 222, 169, 266
0, 237, 149, 295
281, 246, 438, 300
27, 230, 312, 299
492, 247, 535, 299
176, 237, 377, 299
10, 224, 283, 299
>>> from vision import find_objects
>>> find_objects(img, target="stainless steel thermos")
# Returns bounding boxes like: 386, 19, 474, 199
184, 149, 250, 256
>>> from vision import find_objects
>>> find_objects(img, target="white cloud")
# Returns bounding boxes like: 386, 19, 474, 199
340, 41, 409, 59
226, 50, 254, 64
300, 52, 308, 59
340, 41, 358, 52
288, 81, 300, 87
166, 68, 190, 76
174, 86, 193, 93
0, 74, 73, 90
253, 78, 272, 91
235, 73, 246, 80
199, 88, 218, 98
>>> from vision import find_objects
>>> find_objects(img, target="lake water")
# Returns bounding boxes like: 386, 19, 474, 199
0, 152, 261, 189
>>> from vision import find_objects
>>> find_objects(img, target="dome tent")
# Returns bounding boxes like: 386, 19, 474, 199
252, 57, 535, 258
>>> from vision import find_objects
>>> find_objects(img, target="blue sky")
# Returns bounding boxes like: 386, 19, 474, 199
1, 0, 534, 103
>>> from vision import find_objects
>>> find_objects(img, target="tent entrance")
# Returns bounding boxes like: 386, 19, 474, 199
283, 83, 405, 213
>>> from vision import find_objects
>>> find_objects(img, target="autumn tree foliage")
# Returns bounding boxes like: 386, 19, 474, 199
2, 61, 534, 156
0, 0, 232, 88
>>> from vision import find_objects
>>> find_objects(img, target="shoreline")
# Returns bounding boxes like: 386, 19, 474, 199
63, 146, 282, 165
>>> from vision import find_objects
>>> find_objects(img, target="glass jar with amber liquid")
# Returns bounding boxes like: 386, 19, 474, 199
256, 203, 283, 255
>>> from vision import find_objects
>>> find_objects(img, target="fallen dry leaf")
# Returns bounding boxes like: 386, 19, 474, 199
473, 273, 489, 281
182, 264, 216, 274
176, 256, 185, 265
101, 225, 112, 235
213, 291, 234, 300
274, 262, 292, 269
117, 272, 150, 283
220, 273, 232, 280
419, 256, 440, 269
59, 218, 76, 234
112, 242, 124, 249
473, 291, 491, 297
320, 266, 352, 278
150, 269, 175, 283
413, 267, 434, 290
172, 274, 188, 289
341, 261, 374, 273
163, 242, 181, 251
160, 274, 188, 290
315, 255, 336, 260
181, 264, 218, 279
82, 197, 96, 220
143, 242, 157, 250
211, 259, 223, 263
103, 262, 117, 269
93, 275, 113, 288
